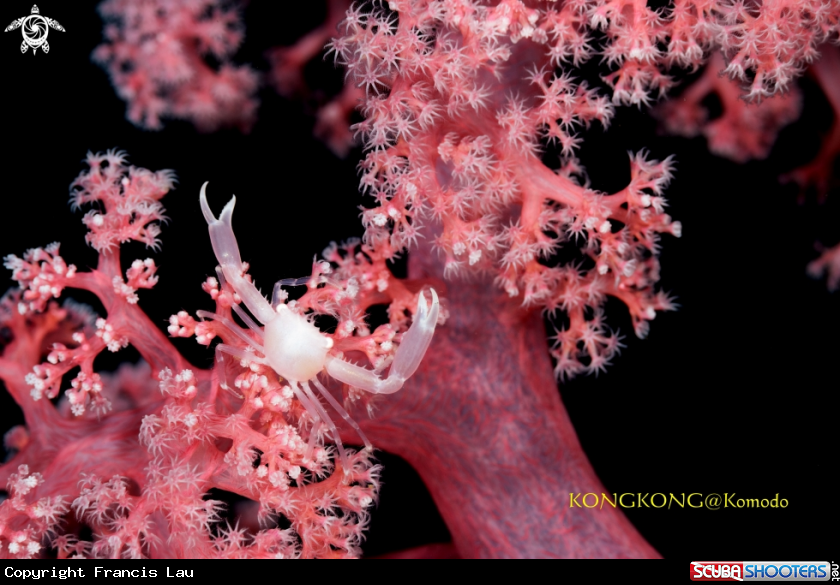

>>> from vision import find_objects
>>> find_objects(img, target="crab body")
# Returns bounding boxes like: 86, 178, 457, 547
264, 305, 333, 383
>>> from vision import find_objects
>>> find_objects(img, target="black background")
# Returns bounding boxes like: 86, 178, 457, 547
0, 1, 837, 558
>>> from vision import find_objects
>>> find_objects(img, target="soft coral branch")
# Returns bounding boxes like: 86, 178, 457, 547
781, 43, 840, 200
0, 152, 382, 559
94, 0, 259, 131
656, 53, 801, 163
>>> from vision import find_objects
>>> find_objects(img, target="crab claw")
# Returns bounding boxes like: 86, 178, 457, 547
389, 289, 440, 382
325, 289, 440, 395
200, 183, 275, 324
200, 182, 243, 271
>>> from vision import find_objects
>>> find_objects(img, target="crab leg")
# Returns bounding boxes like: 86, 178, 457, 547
231, 304, 265, 342
312, 377, 373, 451
215, 342, 266, 365
306, 420, 323, 463
214, 343, 267, 398
288, 381, 326, 463
271, 278, 308, 309
210, 265, 265, 341
299, 380, 348, 468
200, 183, 276, 325
325, 289, 440, 395
196, 310, 264, 350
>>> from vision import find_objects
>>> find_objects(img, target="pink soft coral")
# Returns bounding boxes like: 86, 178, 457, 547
656, 53, 801, 163
93, 0, 259, 131
0, 152, 381, 559
329, 1, 680, 379
10, 0, 839, 560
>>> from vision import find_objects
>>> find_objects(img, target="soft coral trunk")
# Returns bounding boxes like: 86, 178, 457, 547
354, 243, 658, 558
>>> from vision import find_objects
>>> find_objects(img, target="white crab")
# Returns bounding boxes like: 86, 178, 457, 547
199, 183, 439, 465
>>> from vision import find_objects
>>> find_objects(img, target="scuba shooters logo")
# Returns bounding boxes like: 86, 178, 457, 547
690, 561, 833, 581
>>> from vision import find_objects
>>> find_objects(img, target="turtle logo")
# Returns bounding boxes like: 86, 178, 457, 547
5, 5, 65, 54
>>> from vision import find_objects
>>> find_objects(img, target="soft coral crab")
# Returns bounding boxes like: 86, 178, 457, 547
199, 183, 440, 467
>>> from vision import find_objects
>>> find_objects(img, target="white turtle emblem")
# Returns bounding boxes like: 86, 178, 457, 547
5, 5, 64, 54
